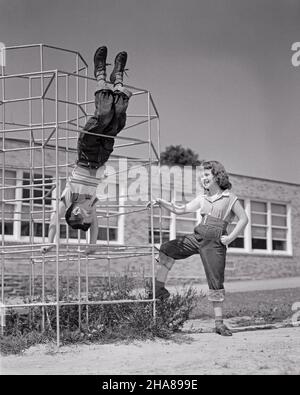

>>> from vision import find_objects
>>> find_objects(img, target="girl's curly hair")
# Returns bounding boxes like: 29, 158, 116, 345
200, 160, 232, 190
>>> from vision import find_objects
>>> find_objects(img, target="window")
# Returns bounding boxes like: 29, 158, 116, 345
149, 207, 171, 244
96, 183, 120, 242
271, 203, 288, 251
228, 198, 291, 255
149, 190, 198, 245
21, 172, 53, 239
149, 188, 172, 244
251, 201, 267, 250
59, 182, 122, 244
0, 170, 17, 236
1, 169, 124, 244
228, 199, 245, 249
175, 191, 198, 238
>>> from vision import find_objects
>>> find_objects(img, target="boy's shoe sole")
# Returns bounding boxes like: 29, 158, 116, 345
110, 51, 128, 84
94, 46, 108, 78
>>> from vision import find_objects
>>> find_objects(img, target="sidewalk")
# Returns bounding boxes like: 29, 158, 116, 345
168, 276, 300, 294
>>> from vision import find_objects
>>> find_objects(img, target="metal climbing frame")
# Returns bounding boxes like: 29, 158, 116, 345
0, 44, 161, 346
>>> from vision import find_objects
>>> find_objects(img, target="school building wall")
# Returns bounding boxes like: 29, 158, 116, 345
1, 138, 300, 297
159, 174, 300, 285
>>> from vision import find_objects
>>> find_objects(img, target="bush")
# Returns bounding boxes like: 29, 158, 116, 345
0, 279, 201, 355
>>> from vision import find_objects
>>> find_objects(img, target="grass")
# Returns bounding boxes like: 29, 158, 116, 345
0, 279, 201, 355
1, 285, 299, 356
190, 287, 300, 324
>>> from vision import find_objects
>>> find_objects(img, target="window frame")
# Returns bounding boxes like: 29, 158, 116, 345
228, 198, 292, 256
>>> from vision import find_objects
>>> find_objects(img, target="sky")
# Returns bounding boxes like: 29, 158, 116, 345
0, 0, 300, 183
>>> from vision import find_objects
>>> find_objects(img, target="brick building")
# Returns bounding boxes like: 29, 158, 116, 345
1, 138, 300, 295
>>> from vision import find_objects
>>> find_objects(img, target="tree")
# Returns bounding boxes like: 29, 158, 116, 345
160, 145, 202, 166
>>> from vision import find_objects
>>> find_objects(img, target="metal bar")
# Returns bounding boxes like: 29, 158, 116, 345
1, 44, 161, 345
1, 96, 42, 104
42, 73, 55, 99
42, 44, 88, 68
148, 92, 157, 321
29, 75, 34, 304
40, 44, 46, 332
0, 70, 56, 80
54, 70, 60, 347
2, 298, 155, 309
75, 53, 82, 331
0, 57, 6, 335
4, 43, 43, 50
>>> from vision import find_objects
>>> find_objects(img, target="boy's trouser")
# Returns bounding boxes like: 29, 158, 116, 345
160, 215, 228, 302
77, 86, 131, 168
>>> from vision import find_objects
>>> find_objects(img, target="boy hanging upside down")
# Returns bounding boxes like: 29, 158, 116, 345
41, 46, 132, 254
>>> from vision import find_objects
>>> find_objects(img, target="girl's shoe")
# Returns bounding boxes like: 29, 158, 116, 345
215, 323, 233, 336
147, 280, 170, 300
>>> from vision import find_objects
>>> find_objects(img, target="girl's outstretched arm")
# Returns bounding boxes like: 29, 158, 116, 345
148, 195, 202, 215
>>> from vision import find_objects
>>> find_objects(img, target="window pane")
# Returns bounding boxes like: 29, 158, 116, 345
21, 205, 30, 221
98, 214, 118, 228
252, 226, 267, 238
0, 222, 14, 235
22, 173, 53, 205
251, 201, 267, 213
34, 223, 49, 237
150, 230, 170, 244
0, 170, 16, 200
60, 225, 86, 240
0, 204, 14, 235
21, 222, 30, 236
251, 213, 267, 225
227, 224, 244, 237
271, 204, 286, 215
272, 228, 287, 240
229, 238, 244, 248
0, 204, 14, 220
272, 240, 287, 251
252, 238, 267, 249
152, 216, 170, 230
272, 215, 287, 227
98, 227, 117, 241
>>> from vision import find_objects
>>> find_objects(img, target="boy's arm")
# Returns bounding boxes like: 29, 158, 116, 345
221, 200, 249, 246
84, 210, 98, 255
41, 201, 66, 253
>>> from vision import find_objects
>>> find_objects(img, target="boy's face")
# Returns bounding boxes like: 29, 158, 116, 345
200, 168, 216, 190
71, 202, 94, 224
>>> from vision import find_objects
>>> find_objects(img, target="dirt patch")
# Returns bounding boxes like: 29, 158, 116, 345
1, 325, 300, 375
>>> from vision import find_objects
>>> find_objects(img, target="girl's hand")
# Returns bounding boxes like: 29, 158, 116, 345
146, 198, 161, 208
220, 235, 233, 246
40, 245, 54, 254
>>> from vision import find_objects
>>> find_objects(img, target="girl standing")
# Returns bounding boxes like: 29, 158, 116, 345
149, 160, 248, 336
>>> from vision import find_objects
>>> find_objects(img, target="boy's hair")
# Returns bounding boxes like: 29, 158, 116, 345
65, 203, 92, 232
200, 160, 232, 190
